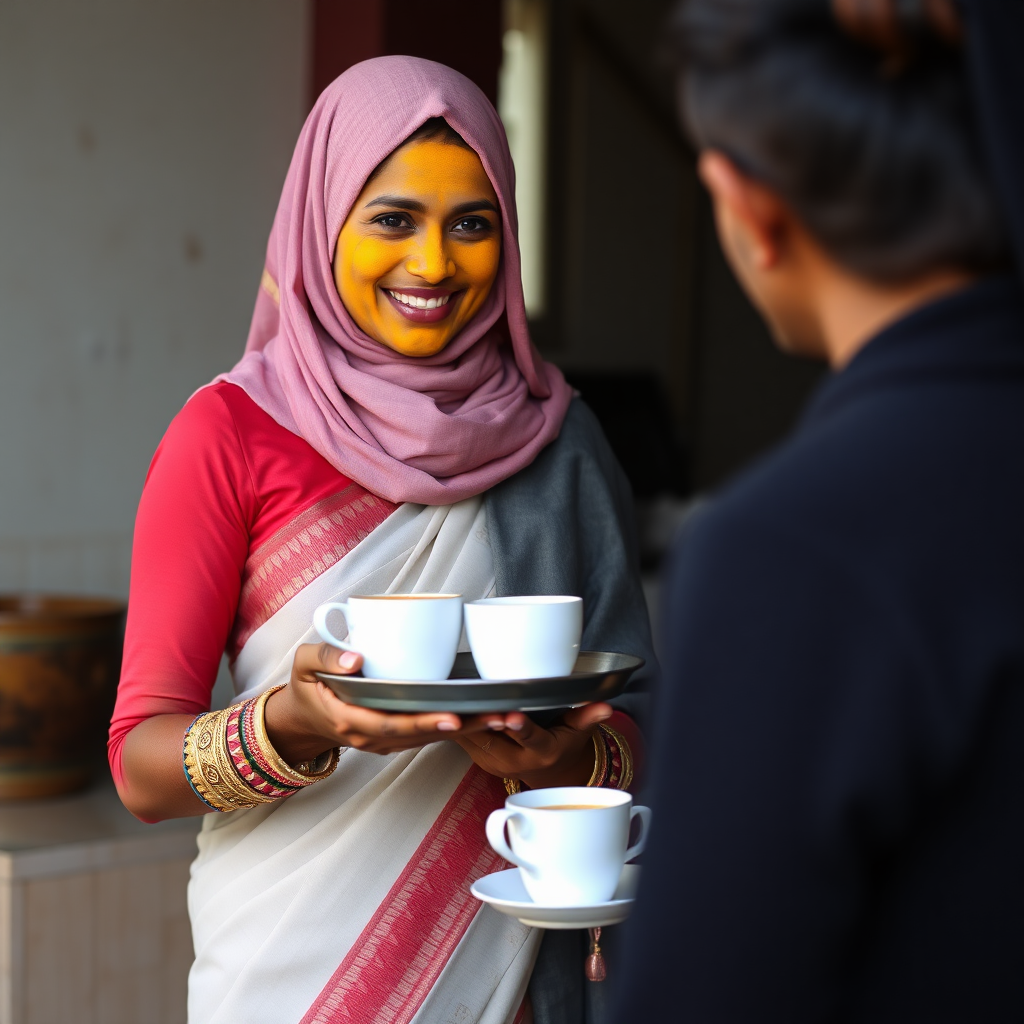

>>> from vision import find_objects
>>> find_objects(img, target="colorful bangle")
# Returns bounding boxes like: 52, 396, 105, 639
228, 701, 300, 800
183, 685, 339, 813
597, 723, 634, 791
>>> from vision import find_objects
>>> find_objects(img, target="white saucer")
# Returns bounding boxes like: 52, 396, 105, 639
470, 865, 640, 929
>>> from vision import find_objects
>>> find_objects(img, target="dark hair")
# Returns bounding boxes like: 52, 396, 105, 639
670, 0, 1009, 279
403, 116, 472, 149
364, 117, 473, 185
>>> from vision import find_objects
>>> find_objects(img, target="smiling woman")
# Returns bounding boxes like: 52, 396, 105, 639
107, 56, 653, 1024
335, 126, 503, 356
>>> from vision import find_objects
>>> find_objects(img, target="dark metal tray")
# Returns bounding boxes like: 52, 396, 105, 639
315, 651, 644, 713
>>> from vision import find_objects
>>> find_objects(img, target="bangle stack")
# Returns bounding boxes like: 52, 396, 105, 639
502, 722, 634, 796
183, 684, 339, 813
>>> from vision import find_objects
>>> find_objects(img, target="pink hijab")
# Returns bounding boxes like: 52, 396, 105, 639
219, 56, 573, 506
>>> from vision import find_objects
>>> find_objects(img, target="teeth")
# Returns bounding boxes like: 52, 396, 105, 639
388, 291, 450, 310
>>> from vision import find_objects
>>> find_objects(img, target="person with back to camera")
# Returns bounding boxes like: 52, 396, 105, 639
613, 0, 1023, 1021
107, 57, 653, 1024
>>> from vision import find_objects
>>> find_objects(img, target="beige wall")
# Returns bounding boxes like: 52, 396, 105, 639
0, 0, 310, 598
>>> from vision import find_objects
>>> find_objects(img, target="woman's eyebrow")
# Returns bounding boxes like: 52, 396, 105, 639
363, 196, 499, 216
450, 199, 499, 217
365, 195, 426, 212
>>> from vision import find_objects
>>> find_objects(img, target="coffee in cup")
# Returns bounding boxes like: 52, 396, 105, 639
485, 785, 651, 906
313, 594, 463, 681
464, 595, 583, 680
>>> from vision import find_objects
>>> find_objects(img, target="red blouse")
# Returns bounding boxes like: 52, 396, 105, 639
108, 382, 355, 782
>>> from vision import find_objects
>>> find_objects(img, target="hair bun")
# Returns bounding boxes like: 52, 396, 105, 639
832, 0, 962, 73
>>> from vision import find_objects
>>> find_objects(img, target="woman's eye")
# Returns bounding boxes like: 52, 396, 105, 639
373, 214, 411, 230
452, 216, 492, 236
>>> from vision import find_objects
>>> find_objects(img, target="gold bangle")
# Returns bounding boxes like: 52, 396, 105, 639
598, 723, 634, 791
253, 685, 340, 784
586, 729, 608, 787
503, 777, 521, 796
184, 708, 273, 812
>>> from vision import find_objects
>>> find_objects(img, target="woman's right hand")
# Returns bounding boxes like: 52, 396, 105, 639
263, 643, 493, 764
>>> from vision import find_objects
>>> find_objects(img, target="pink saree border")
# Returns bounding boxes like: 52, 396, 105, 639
300, 766, 509, 1024
229, 484, 398, 658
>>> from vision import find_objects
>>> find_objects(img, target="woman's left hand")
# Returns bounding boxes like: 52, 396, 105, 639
453, 704, 613, 790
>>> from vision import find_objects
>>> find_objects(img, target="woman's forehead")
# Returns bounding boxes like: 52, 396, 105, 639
357, 138, 498, 205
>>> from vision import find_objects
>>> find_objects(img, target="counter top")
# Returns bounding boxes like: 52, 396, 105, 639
0, 773, 200, 880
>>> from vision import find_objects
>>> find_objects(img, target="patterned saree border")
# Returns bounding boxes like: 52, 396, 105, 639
229, 484, 398, 659
300, 766, 509, 1024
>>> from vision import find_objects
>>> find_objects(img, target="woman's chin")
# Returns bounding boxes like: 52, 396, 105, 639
377, 330, 454, 359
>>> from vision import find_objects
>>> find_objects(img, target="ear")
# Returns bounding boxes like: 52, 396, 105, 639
698, 150, 789, 271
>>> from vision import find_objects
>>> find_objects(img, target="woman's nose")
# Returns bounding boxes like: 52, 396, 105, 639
406, 225, 455, 283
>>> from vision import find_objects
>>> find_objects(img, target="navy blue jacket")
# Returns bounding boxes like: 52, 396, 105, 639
615, 277, 1024, 1022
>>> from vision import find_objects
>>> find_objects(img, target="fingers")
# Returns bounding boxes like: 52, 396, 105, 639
558, 703, 614, 733
457, 725, 519, 754
492, 712, 543, 751
311, 690, 504, 751
292, 642, 363, 681
498, 704, 613, 751
320, 696, 460, 739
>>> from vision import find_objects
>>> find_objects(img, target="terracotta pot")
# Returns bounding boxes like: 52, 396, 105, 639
0, 595, 126, 799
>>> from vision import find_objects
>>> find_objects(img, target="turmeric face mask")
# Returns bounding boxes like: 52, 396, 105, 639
334, 138, 502, 358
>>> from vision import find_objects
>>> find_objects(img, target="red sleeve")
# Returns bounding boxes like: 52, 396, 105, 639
108, 386, 257, 785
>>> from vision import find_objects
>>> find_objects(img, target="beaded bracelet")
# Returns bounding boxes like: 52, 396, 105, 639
184, 685, 339, 813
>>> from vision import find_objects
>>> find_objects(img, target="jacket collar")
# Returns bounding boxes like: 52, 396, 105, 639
801, 274, 1024, 429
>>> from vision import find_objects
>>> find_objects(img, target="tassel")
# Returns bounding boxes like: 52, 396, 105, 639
585, 927, 607, 982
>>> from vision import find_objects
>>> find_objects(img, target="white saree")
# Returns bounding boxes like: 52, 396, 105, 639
188, 489, 539, 1024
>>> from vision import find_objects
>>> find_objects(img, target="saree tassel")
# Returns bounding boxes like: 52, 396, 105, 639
585, 927, 607, 982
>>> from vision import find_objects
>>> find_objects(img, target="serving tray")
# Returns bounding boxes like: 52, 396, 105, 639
314, 650, 644, 714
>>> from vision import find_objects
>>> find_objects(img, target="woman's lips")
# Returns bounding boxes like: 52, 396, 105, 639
382, 287, 459, 324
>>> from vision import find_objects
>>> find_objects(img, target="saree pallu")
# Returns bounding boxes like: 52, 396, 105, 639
188, 485, 539, 1024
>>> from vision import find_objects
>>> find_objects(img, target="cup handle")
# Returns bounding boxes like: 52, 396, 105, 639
625, 805, 652, 862
485, 809, 536, 873
313, 602, 356, 652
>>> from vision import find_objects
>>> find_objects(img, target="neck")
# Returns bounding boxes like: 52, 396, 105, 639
811, 264, 978, 370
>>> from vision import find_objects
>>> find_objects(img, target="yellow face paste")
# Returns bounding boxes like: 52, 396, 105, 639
334, 139, 502, 358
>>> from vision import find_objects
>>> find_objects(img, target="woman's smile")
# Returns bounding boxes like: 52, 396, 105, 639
382, 285, 459, 322
334, 137, 502, 358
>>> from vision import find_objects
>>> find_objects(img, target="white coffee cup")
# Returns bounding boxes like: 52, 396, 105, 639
485, 785, 651, 906
313, 594, 463, 681
464, 595, 583, 680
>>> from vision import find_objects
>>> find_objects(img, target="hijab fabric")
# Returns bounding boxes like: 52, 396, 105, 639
220, 56, 573, 505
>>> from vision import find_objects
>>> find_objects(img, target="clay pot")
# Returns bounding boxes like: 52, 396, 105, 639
0, 595, 126, 799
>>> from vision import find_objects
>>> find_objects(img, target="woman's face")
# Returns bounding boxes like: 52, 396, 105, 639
334, 138, 502, 358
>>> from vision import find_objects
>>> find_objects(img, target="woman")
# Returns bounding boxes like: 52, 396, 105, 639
615, 0, 1023, 1020
108, 57, 653, 1024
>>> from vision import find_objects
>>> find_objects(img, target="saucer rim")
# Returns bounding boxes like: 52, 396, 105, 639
470, 864, 639, 911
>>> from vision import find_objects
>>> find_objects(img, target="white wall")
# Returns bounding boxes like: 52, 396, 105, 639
0, 0, 310, 598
